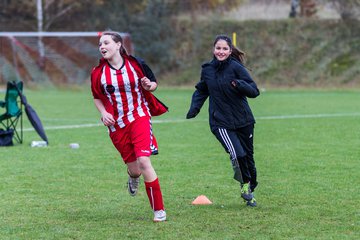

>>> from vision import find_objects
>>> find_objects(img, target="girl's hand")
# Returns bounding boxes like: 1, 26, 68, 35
231, 80, 237, 87
101, 111, 115, 126
140, 77, 157, 91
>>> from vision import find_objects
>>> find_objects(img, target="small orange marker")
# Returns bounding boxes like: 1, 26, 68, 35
192, 195, 212, 205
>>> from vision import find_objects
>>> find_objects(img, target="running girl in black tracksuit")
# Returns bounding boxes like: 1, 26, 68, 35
186, 35, 260, 207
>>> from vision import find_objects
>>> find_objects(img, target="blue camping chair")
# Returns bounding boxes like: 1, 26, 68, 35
0, 81, 23, 144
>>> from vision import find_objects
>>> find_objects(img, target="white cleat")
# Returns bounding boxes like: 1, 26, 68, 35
153, 210, 167, 222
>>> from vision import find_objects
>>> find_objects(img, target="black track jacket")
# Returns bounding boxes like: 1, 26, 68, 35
186, 56, 260, 131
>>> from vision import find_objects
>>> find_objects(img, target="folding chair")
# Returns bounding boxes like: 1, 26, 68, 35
0, 81, 23, 144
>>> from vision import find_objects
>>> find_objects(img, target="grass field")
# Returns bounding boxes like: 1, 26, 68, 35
0, 87, 359, 239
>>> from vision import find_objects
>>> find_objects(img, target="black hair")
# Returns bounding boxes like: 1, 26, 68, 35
213, 34, 233, 47
213, 34, 246, 64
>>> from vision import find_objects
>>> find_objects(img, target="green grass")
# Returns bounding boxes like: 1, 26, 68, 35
1, 87, 359, 239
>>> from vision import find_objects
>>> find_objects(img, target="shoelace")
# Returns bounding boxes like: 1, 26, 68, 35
130, 178, 139, 187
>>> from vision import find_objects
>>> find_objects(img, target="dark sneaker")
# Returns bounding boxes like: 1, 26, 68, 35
240, 183, 253, 201
246, 198, 257, 207
127, 176, 140, 196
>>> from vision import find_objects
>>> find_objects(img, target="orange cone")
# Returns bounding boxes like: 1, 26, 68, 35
192, 195, 212, 205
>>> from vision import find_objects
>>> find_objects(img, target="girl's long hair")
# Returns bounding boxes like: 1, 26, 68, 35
213, 34, 247, 64
101, 31, 128, 56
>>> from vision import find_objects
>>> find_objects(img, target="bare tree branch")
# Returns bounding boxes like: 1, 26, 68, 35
44, 3, 76, 30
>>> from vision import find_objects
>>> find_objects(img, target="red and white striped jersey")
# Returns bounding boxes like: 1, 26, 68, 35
100, 59, 150, 130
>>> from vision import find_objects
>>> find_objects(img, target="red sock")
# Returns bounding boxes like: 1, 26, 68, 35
145, 178, 164, 211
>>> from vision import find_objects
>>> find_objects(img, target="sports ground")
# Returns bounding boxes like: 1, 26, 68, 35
0, 87, 359, 239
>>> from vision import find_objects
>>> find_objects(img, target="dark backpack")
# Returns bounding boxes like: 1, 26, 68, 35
0, 128, 14, 146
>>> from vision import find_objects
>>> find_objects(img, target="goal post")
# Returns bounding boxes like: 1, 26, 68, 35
0, 31, 133, 86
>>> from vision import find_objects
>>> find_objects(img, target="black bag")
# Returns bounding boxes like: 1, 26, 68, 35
0, 129, 14, 146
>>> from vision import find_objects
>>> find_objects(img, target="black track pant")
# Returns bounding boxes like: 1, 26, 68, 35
212, 124, 257, 190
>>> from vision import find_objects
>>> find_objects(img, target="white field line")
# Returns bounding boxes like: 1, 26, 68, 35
23, 112, 360, 132
256, 112, 360, 120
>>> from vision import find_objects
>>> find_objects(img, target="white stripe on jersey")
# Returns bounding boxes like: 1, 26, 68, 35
100, 65, 117, 131
121, 66, 135, 123
111, 68, 126, 128
100, 61, 150, 130
127, 62, 147, 118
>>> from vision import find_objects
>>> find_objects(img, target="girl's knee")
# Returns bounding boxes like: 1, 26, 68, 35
137, 157, 152, 170
127, 163, 141, 177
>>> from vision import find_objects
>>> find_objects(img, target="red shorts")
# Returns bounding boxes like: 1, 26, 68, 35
109, 116, 158, 164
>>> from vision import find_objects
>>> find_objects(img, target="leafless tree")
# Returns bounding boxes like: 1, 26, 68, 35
328, 0, 360, 20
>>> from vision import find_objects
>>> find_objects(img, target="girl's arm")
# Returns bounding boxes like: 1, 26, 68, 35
93, 99, 115, 126
232, 65, 260, 98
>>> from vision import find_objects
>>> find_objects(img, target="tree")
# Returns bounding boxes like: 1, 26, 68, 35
1, 0, 246, 74
166, 0, 244, 21
1, 0, 103, 69
37, 0, 45, 69
329, 0, 360, 20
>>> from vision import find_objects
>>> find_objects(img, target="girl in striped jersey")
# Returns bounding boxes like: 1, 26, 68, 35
91, 31, 168, 222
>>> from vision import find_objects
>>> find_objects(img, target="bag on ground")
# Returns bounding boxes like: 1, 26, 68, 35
0, 129, 14, 146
